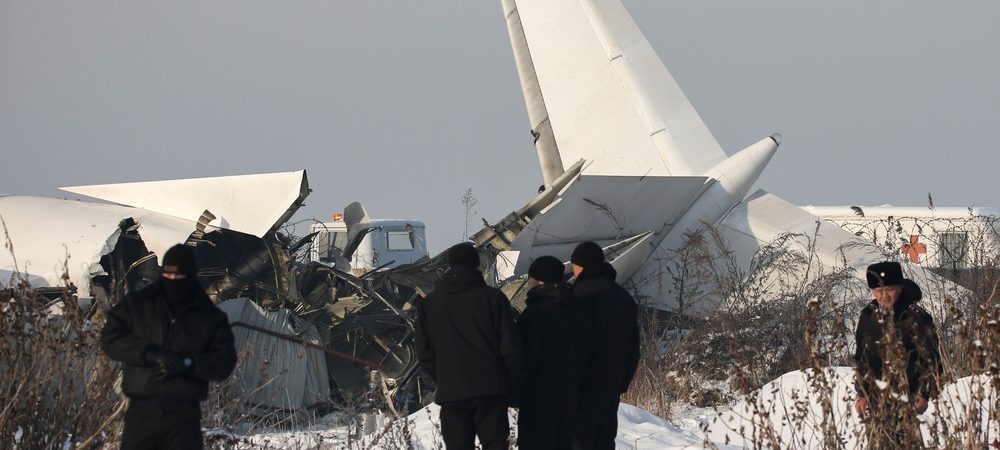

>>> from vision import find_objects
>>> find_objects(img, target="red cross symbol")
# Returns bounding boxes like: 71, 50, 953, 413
900, 235, 927, 263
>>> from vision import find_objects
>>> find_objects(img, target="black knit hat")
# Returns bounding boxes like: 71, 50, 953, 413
528, 256, 565, 283
570, 241, 604, 269
866, 261, 904, 288
162, 244, 198, 277
447, 243, 480, 268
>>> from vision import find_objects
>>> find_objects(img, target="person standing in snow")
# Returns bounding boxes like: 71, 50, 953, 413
854, 261, 942, 448
101, 244, 238, 450
414, 243, 522, 450
515, 256, 589, 450
569, 241, 640, 450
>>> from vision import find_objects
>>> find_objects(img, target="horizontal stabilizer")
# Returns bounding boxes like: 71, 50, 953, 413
719, 190, 881, 268
61, 171, 310, 238
514, 174, 712, 248
510, 174, 712, 273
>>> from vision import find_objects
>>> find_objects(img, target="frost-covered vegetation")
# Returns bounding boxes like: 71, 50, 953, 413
2, 220, 998, 449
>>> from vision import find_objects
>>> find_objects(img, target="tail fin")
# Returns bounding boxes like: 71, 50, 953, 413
501, 0, 727, 177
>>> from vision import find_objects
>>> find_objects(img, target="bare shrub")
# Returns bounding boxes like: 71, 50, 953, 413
625, 220, 999, 448
0, 281, 124, 449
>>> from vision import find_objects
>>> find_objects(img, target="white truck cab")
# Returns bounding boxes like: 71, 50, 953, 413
309, 219, 428, 274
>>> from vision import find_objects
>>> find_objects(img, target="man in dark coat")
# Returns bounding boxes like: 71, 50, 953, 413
854, 261, 942, 448
414, 243, 522, 450
101, 244, 238, 450
569, 241, 640, 450
516, 256, 588, 450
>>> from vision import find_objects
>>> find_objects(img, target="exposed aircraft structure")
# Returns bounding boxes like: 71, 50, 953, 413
484, 0, 968, 314
0, 171, 308, 302
1, 0, 987, 416
0, 172, 430, 411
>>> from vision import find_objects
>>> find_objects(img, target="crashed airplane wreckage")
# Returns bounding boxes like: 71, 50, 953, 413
0, 171, 442, 411
0, 167, 658, 413
2, 0, 975, 415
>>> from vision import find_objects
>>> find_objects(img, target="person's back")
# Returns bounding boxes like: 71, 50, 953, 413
414, 243, 521, 450
573, 261, 639, 403
569, 242, 640, 450
516, 256, 588, 450
517, 282, 584, 408
417, 264, 521, 402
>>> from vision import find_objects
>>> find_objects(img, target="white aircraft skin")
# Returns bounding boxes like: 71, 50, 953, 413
0, 171, 309, 297
498, 0, 963, 313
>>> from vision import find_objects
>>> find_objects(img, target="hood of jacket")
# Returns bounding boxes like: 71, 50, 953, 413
436, 265, 487, 294
575, 262, 617, 283
526, 282, 574, 306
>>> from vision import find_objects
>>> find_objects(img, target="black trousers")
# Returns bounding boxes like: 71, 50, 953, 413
120, 397, 203, 450
572, 400, 619, 450
438, 396, 509, 450
518, 405, 573, 450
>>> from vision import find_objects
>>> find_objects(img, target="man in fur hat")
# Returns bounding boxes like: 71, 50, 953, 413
854, 261, 942, 448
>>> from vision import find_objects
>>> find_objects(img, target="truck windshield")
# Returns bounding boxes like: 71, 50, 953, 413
317, 230, 349, 262
386, 230, 415, 251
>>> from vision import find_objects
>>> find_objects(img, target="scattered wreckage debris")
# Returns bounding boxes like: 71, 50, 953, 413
1, 166, 658, 417
1, 172, 448, 414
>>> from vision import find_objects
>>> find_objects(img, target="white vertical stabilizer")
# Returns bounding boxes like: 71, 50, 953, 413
502, 0, 565, 185
509, 0, 727, 177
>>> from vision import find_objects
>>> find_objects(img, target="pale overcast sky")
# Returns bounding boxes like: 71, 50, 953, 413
2, 1, 998, 252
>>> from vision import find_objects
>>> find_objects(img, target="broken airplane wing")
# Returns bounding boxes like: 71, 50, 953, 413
61, 170, 310, 238
1, 171, 310, 299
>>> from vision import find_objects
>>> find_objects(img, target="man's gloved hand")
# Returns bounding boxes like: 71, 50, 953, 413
144, 349, 191, 380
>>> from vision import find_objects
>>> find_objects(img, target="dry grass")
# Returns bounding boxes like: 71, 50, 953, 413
622, 224, 1000, 448
0, 281, 123, 449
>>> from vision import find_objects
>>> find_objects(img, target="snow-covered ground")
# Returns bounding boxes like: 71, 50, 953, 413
216, 367, 999, 449
223, 402, 731, 450
704, 367, 1000, 449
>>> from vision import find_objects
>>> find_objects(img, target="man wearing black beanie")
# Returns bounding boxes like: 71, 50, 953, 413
853, 261, 941, 448
101, 244, 237, 450
516, 256, 588, 450
569, 241, 640, 450
415, 243, 522, 450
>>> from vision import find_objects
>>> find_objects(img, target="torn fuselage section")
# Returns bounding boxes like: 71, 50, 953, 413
470, 158, 665, 288
0, 171, 433, 413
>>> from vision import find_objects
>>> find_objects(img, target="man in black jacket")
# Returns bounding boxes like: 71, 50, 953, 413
569, 241, 640, 450
414, 243, 521, 450
516, 256, 587, 450
854, 261, 942, 448
101, 244, 237, 450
